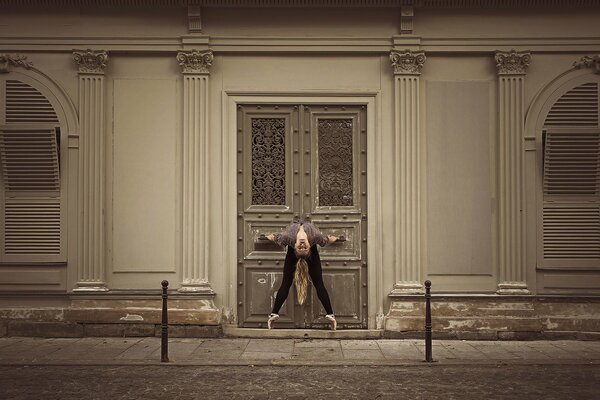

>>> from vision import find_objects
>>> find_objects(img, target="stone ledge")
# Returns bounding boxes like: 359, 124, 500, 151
4, 321, 223, 338
8, 321, 84, 338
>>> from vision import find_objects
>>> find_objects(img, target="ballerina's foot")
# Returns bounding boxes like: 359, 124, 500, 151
325, 314, 337, 331
267, 313, 279, 329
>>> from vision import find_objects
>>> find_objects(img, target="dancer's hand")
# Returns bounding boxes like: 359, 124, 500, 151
266, 234, 275, 241
327, 235, 337, 243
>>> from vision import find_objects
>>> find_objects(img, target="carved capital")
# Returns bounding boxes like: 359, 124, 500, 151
0, 54, 33, 73
73, 50, 108, 74
573, 54, 600, 75
390, 50, 425, 75
494, 50, 531, 75
176, 50, 213, 74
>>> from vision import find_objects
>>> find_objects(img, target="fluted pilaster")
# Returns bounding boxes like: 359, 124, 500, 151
73, 50, 108, 292
495, 50, 531, 295
389, 50, 425, 295
177, 50, 215, 294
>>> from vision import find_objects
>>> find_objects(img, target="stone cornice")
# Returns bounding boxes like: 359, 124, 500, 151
574, 54, 600, 75
0, 54, 33, 73
72, 49, 108, 74
176, 49, 213, 74
390, 49, 425, 75
494, 50, 531, 75
1, 0, 599, 8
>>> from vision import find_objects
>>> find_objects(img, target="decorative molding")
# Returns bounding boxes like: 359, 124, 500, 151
0, 54, 33, 73
72, 49, 108, 74
496, 52, 530, 294
179, 70, 215, 296
390, 72, 423, 295
1, 0, 599, 8
176, 49, 213, 74
188, 5, 202, 33
573, 54, 600, 74
497, 282, 531, 295
2, 37, 600, 54
390, 49, 426, 75
400, 4, 414, 35
494, 49, 531, 75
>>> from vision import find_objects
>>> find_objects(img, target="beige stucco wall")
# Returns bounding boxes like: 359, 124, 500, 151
1, 3, 599, 331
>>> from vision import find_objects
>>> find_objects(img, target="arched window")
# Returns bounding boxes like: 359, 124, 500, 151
0, 77, 65, 262
540, 77, 600, 268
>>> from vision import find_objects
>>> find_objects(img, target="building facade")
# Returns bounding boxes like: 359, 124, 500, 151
0, 0, 599, 338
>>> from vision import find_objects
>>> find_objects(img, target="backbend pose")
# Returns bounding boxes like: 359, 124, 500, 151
266, 219, 338, 330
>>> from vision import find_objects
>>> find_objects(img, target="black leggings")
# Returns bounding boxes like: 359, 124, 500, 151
271, 245, 333, 315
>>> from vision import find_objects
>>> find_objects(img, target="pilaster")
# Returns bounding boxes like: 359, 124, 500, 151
176, 49, 215, 295
72, 49, 109, 292
495, 50, 531, 295
389, 50, 425, 296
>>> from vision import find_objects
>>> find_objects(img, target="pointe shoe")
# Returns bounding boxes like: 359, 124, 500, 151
267, 313, 279, 329
325, 314, 337, 331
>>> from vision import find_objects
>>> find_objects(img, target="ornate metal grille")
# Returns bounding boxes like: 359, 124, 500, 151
318, 118, 353, 206
251, 118, 286, 205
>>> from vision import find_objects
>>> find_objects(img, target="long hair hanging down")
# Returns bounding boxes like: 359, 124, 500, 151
294, 258, 310, 305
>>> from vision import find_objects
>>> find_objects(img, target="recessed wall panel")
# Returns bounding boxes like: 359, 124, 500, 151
426, 81, 493, 276
112, 79, 176, 273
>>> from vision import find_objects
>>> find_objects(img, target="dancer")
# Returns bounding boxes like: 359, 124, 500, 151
265, 219, 339, 330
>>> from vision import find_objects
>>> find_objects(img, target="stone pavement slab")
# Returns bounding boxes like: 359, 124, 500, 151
1, 337, 600, 366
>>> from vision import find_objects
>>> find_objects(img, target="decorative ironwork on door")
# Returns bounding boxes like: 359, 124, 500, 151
237, 104, 367, 329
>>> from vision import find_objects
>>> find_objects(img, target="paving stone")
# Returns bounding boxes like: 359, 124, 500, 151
342, 349, 384, 360
191, 338, 249, 359
440, 341, 489, 360
291, 346, 343, 361
47, 338, 105, 360
294, 339, 341, 348
340, 340, 380, 350
245, 339, 293, 353
149, 340, 203, 361
116, 337, 161, 360
241, 351, 291, 360
376, 340, 423, 360
2, 365, 600, 400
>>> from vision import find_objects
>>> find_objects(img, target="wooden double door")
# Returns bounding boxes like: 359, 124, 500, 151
236, 104, 367, 328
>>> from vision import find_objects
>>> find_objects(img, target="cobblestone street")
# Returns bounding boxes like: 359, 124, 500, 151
2, 364, 599, 400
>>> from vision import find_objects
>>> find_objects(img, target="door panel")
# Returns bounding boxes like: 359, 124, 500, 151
237, 104, 367, 328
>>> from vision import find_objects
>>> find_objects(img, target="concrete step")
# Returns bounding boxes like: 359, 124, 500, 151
223, 325, 383, 339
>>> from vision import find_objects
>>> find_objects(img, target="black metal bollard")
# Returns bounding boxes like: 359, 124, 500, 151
424, 280, 433, 362
161, 280, 169, 363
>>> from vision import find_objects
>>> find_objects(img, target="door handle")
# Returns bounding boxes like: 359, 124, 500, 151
258, 234, 268, 241
336, 235, 347, 242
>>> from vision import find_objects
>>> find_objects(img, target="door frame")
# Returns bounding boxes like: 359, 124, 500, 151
222, 91, 383, 328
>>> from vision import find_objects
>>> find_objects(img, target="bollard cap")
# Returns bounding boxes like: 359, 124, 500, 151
424, 280, 431, 288
161, 280, 169, 288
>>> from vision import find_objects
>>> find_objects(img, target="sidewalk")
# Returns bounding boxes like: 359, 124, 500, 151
1, 337, 600, 366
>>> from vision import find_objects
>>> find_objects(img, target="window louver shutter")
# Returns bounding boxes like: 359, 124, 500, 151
543, 205, 600, 260
543, 131, 600, 197
542, 80, 600, 267
5, 80, 59, 124
545, 82, 598, 127
1, 78, 63, 262
4, 197, 61, 255
0, 127, 60, 192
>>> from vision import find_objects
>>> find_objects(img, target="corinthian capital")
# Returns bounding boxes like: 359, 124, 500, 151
73, 50, 108, 74
573, 54, 600, 75
0, 54, 33, 73
176, 50, 213, 74
494, 50, 531, 75
390, 50, 426, 75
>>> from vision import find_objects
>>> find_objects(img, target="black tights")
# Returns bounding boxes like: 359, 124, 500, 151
271, 245, 333, 315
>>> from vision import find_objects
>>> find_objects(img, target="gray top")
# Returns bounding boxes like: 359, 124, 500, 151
274, 221, 329, 248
